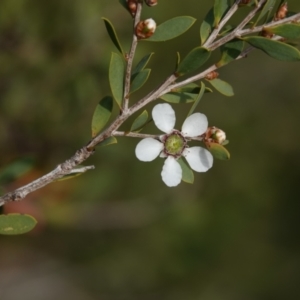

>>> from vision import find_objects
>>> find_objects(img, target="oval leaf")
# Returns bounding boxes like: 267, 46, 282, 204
146, 16, 196, 42
132, 53, 154, 74
217, 39, 244, 67
102, 18, 124, 55
243, 36, 300, 61
173, 83, 200, 93
177, 47, 211, 76
200, 8, 214, 45
266, 24, 300, 40
130, 110, 149, 132
173, 84, 213, 94
109, 52, 125, 107
255, 0, 276, 25
206, 78, 234, 96
160, 92, 198, 104
91, 96, 113, 137
0, 214, 37, 235
130, 69, 151, 94
177, 158, 194, 184
214, 0, 229, 27
206, 142, 230, 160
98, 136, 118, 148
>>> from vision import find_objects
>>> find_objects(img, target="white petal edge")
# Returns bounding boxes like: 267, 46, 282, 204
135, 138, 163, 161
161, 156, 182, 187
152, 103, 176, 133
181, 113, 208, 137
183, 146, 213, 172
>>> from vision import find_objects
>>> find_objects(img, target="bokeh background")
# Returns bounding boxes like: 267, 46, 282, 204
1, 1, 300, 299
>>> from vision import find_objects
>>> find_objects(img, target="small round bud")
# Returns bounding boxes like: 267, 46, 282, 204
274, 2, 288, 21
205, 71, 219, 80
212, 129, 226, 144
238, 0, 251, 5
135, 18, 156, 39
261, 29, 274, 39
204, 126, 226, 144
127, 0, 137, 17
145, 0, 158, 6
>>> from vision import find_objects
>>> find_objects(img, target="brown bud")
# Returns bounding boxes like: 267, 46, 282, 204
204, 126, 226, 144
145, 0, 158, 6
274, 2, 288, 21
127, 0, 138, 17
135, 19, 156, 39
238, 0, 251, 5
261, 29, 274, 39
205, 71, 219, 80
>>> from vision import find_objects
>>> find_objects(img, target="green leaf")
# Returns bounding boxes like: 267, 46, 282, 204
243, 36, 300, 61
206, 142, 230, 160
0, 157, 35, 184
146, 16, 196, 42
109, 52, 125, 107
130, 69, 151, 94
98, 136, 118, 148
173, 83, 199, 93
214, 0, 229, 27
91, 96, 113, 137
130, 110, 149, 132
177, 158, 194, 184
217, 39, 244, 67
255, 0, 276, 25
200, 8, 214, 45
132, 53, 154, 74
187, 82, 206, 117
0, 214, 37, 235
173, 83, 213, 94
176, 47, 211, 76
102, 18, 124, 55
160, 92, 199, 104
206, 78, 234, 96
266, 24, 300, 40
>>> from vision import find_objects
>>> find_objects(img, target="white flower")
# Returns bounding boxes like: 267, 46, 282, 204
135, 103, 213, 187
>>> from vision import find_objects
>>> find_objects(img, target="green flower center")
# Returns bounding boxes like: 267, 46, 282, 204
164, 132, 186, 156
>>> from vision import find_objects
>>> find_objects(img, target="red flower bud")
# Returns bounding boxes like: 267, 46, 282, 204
145, 0, 158, 6
135, 19, 156, 39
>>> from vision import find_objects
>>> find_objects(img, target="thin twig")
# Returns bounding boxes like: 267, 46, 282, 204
203, 0, 241, 48
123, 2, 143, 112
1, 1, 300, 206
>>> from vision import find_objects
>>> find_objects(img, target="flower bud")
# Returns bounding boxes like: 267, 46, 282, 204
274, 2, 288, 21
127, 0, 138, 17
212, 129, 226, 144
205, 71, 219, 80
238, 0, 251, 5
135, 18, 156, 39
261, 29, 274, 39
145, 0, 158, 6
204, 126, 226, 144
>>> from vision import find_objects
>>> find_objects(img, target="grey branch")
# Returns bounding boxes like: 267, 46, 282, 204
1, 1, 300, 206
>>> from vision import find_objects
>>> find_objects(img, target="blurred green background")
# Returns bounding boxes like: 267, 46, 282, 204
1, 1, 300, 299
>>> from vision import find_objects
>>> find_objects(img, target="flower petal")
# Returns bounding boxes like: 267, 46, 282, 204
161, 156, 182, 187
181, 113, 208, 137
152, 103, 176, 133
135, 138, 163, 161
183, 146, 213, 172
